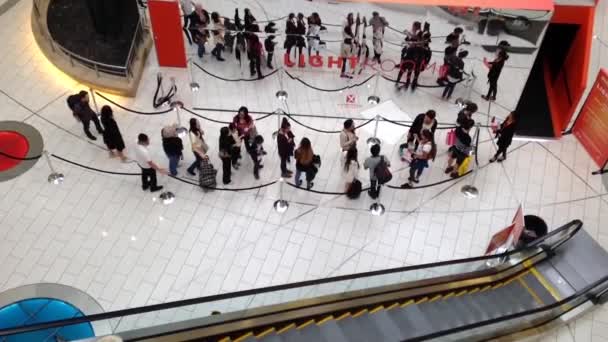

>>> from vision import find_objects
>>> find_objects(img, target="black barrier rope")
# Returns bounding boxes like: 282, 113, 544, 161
284, 70, 375, 92
286, 181, 371, 195
386, 170, 472, 190
0, 151, 43, 161
152, 74, 177, 108
283, 112, 374, 134
95, 92, 173, 115
51, 154, 142, 176
380, 74, 465, 89
192, 61, 279, 81
170, 174, 278, 191
183, 108, 274, 125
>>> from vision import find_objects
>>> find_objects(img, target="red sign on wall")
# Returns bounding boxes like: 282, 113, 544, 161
574, 69, 608, 167
148, 0, 187, 68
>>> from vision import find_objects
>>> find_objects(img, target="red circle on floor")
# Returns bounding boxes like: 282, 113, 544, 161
0, 131, 30, 171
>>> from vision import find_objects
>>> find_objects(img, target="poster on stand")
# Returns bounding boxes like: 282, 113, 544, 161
485, 205, 525, 255
573, 69, 608, 167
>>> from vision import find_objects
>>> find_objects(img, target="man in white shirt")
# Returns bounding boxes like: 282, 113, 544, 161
135, 133, 167, 192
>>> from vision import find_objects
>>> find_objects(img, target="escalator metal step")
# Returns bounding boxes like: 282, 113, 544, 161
417, 299, 464, 331
317, 321, 349, 342
368, 309, 408, 340
388, 304, 435, 339
442, 294, 479, 326
336, 315, 382, 342
259, 334, 284, 342
277, 328, 300, 342
294, 325, 324, 342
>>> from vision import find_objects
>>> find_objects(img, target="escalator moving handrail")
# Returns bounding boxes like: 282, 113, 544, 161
0, 220, 582, 337
408, 273, 608, 342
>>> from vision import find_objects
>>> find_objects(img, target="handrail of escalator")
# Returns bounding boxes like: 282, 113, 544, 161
0, 220, 582, 337
409, 271, 608, 341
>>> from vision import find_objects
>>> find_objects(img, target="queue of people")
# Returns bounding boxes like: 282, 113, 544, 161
67, 90, 518, 197
180, 4, 509, 100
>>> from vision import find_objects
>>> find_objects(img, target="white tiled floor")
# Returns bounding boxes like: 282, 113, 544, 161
0, 0, 607, 340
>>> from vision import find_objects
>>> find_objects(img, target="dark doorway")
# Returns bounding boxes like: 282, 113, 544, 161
515, 23, 580, 137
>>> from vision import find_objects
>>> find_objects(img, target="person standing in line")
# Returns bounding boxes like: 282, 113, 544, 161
249, 135, 265, 180
247, 31, 264, 79
364, 144, 390, 199
294, 13, 307, 66
284, 13, 298, 64
457, 101, 478, 127
161, 124, 183, 177
210, 12, 226, 61
233, 106, 255, 151
228, 123, 242, 169
395, 33, 425, 91
401, 129, 437, 188
339, 119, 358, 153
344, 147, 360, 192
400, 109, 437, 156
445, 118, 474, 178
294, 137, 316, 189
307, 12, 322, 58
277, 118, 295, 178
244, 8, 256, 28
340, 13, 355, 78
187, 118, 208, 176
442, 50, 468, 100
482, 49, 509, 101
369, 11, 388, 63
437, 39, 459, 85
264, 34, 277, 69
72, 91, 104, 140
490, 112, 517, 162
188, 4, 210, 59
99, 106, 126, 161
134, 133, 166, 192
219, 126, 236, 185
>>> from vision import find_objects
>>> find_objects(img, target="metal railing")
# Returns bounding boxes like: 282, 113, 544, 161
32, 0, 146, 80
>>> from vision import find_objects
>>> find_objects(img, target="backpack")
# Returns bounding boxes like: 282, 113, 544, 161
374, 156, 392, 185
67, 94, 80, 111
346, 179, 362, 199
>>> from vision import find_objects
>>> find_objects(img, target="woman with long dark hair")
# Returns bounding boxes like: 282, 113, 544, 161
482, 49, 509, 101
294, 137, 316, 189
284, 13, 297, 64
187, 118, 208, 176
232, 106, 255, 150
490, 112, 517, 162
401, 129, 437, 188
100, 105, 126, 161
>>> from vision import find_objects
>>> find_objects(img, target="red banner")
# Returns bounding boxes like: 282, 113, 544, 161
574, 69, 608, 167
486, 205, 525, 255
148, 0, 187, 68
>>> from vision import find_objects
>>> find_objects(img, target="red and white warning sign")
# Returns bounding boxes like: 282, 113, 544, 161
346, 94, 357, 104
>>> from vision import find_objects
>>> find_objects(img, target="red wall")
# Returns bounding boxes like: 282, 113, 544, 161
545, 5, 595, 136
148, 0, 187, 68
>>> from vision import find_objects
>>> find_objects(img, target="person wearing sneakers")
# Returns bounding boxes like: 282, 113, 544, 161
401, 130, 437, 188
340, 13, 355, 78
135, 133, 167, 192
294, 138, 317, 189
445, 118, 474, 178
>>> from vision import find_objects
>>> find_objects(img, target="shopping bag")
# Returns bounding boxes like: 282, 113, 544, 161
458, 156, 472, 176
445, 129, 456, 146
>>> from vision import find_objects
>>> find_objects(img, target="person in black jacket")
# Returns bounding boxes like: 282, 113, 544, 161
73, 91, 104, 140
187, 5, 210, 58
295, 13, 307, 67
161, 124, 184, 177
264, 35, 276, 69
482, 49, 509, 101
399, 110, 437, 157
277, 118, 295, 177
219, 126, 236, 184
395, 33, 426, 91
457, 101, 478, 127
442, 50, 468, 100
446, 118, 474, 178
490, 112, 517, 162
100, 106, 126, 161
284, 13, 297, 64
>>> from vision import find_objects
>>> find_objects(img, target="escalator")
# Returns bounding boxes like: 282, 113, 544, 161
1, 219, 608, 342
